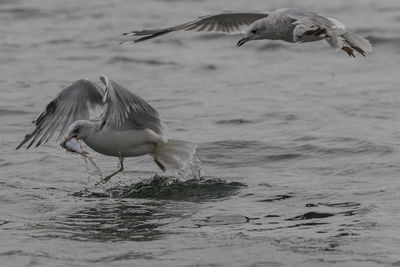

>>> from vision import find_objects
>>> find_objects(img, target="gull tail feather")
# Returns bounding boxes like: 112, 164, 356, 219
153, 139, 197, 172
325, 30, 372, 57
342, 31, 372, 56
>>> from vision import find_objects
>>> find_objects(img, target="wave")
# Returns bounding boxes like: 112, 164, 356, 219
107, 56, 178, 66
0, 7, 48, 19
216, 118, 253, 125
0, 109, 32, 116
198, 138, 393, 168
365, 35, 400, 45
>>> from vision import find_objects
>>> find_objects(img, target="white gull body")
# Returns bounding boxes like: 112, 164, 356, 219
124, 8, 372, 57
17, 76, 197, 182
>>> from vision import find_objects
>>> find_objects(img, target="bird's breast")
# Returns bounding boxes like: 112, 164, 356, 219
82, 128, 161, 157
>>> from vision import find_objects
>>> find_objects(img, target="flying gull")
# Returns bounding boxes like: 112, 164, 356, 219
123, 8, 372, 57
16, 76, 197, 183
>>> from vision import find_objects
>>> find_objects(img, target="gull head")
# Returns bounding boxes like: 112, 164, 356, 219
63, 120, 97, 144
237, 21, 267, 47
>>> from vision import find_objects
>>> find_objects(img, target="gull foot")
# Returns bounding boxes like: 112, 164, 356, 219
96, 175, 113, 185
342, 46, 355, 57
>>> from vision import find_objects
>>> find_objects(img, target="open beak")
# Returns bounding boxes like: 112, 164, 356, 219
237, 37, 251, 47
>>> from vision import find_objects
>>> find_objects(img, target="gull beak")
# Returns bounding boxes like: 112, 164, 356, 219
60, 138, 71, 149
60, 136, 75, 148
237, 37, 251, 47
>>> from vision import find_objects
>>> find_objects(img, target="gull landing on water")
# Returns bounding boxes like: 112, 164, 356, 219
16, 76, 197, 183
122, 8, 372, 57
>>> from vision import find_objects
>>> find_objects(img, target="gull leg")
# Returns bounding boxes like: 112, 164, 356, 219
352, 46, 367, 57
99, 157, 124, 184
154, 157, 166, 172
342, 46, 355, 57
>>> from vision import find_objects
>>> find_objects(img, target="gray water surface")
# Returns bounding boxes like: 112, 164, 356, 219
1, 0, 400, 266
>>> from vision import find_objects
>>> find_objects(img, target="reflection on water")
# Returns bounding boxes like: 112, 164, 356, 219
32, 201, 181, 242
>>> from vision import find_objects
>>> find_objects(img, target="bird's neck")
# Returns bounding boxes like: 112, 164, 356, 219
79, 120, 101, 140
264, 16, 294, 42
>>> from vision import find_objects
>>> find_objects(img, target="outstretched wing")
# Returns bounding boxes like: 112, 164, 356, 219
122, 11, 270, 43
16, 79, 104, 149
99, 76, 165, 138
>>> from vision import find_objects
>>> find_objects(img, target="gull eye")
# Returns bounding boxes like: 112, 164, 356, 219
73, 126, 80, 134
251, 29, 258, 34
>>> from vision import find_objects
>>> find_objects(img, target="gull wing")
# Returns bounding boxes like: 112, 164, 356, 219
287, 9, 338, 43
123, 11, 270, 43
16, 79, 104, 149
286, 9, 371, 56
99, 76, 165, 138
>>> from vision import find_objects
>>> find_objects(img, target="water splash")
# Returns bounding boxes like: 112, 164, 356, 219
73, 175, 246, 202
83, 156, 103, 183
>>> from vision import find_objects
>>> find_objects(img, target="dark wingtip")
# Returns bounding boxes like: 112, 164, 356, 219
26, 139, 35, 149
16, 139, 27, 150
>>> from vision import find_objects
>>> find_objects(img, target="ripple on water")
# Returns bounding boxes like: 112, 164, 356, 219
44, 38, 74, 45
0, 109, 32, 116
198, 137, 393, 171
0, 7, 48, 19
258, 193, 294, 202
318, 202, 361, 208
216, 119, 253, 125
199, 64, 218, 71
286, 212, 335, 221
365, 35, 400, 45
194, 214, 249, 227
31, 201, 177, 242
107, 56, 178, 66
199, 137, 391, 171
199, 140, 308, 168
